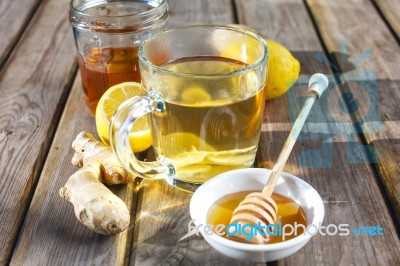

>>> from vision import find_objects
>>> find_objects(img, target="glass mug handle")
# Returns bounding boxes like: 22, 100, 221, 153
109, 95, 176, 179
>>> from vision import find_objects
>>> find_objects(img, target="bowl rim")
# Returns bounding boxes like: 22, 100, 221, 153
190, 168, 325, 251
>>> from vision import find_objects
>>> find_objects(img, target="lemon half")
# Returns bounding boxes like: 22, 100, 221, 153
95, 82, 152, 153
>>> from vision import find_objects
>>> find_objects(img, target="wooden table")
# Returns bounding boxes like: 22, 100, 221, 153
1, 0, 399, 265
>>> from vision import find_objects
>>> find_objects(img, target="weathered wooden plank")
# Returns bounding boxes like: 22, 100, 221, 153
0, 0, 41, 68
237, 0, 400, 265
370, 139, 400, 224
307, 0, 400, 247
0, 0, 77, 264
306, 0, 400, 143
10, 76, 139, 265
373, 0, 400, 40
307, 0, 400, 81
166, 0, 236, 27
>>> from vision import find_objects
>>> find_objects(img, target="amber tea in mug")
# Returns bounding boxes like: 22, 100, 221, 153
151, 56, 265, 183
110, 25, 268, 191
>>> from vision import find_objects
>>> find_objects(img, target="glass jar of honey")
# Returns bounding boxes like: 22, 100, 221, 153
70, 0, 168, 114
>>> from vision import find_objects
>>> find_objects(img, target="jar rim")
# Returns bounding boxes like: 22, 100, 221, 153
70, 0, 168, 31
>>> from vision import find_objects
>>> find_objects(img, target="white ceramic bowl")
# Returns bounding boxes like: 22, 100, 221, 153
190, 168, 325, 262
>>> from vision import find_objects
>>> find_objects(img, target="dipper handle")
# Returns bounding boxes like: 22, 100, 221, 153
262, 73, 328, 195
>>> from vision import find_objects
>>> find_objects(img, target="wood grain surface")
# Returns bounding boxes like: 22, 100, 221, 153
373, 0, 400, 40
0, 0, 76, 264
371, 139, 400, 227
0, 0, 41, 68
308, 0, 400, 143
306, 0, 400, 140
166, 0, 236, 27
307, 0, 400, 238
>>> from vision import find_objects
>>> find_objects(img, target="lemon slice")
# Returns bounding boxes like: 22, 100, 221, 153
205, 146, 256, 166
181, 86, 211, 103
175, 165, 212, 182
95, 82, 152, 153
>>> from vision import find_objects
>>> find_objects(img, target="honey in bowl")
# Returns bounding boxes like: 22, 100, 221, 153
206, 191, 307, 244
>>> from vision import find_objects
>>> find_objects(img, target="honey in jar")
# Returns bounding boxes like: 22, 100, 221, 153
77, 46, 140, 113
70, 0, 169, 114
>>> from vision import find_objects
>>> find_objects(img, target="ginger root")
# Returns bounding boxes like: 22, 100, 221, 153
60, 131, 135, 235
59, 164, 130, 235
71, 131, 134, 185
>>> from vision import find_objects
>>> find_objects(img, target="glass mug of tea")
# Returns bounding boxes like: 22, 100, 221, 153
110, 25, 268, 191
69, 0, 168, 114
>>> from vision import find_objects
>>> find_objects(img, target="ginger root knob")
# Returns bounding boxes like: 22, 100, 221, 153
71, 131, 134, 185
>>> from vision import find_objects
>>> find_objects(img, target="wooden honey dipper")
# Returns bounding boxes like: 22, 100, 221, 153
228, 73, 329, 244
